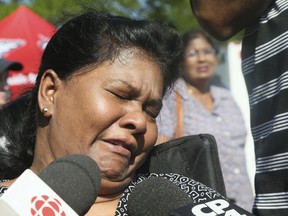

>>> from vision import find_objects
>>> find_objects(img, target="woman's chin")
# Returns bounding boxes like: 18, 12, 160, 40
101, 166, 130, 181
99, 174, 133, 195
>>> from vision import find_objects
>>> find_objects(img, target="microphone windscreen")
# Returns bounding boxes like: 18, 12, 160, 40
39, 154, 101, 215
127, 176, 192, 216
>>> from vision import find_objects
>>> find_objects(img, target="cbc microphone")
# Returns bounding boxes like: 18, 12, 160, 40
0, 154, 101, 216
127, 176, 255, 216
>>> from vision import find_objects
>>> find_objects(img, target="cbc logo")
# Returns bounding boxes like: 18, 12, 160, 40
30, 195, 66, 216
192, 199, 247, 216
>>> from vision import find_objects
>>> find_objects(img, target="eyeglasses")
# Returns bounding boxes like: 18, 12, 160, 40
186, 48, 216, 58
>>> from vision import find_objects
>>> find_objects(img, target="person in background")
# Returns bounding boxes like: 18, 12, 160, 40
156, 30, 254, 210
0, 92, 33, 179
189, 0, 288, 215
0, 11, 224, 215
0, 58, 23, 106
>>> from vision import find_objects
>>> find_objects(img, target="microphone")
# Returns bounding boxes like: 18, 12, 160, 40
0, 154, 101, 216
127, 176, 192, 216
127, 176, 255, 216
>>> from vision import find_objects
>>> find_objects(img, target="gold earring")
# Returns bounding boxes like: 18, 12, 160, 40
42, 107, 48, 114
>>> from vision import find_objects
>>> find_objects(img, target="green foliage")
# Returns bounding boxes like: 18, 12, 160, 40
31, 0, 109, 26
29, 0, 145, 26
0, 0, 242, 41
0, 2, 20, 20
143, 0, 200, 34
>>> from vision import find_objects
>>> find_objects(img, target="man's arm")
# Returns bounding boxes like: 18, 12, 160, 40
190, 0, 276, 40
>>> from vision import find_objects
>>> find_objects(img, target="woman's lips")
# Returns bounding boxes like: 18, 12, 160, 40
103, 139, 135, 158
196, 66, 209, 72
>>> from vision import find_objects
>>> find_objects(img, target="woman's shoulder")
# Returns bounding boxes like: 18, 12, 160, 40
211, 85, 234, 99
211, 85, 230, 93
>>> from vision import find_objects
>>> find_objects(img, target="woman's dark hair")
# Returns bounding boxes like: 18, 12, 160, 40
182, 29, 218, 54
32, 11, 183, 109
0, 91, 34, 179
30, 10, 183, 125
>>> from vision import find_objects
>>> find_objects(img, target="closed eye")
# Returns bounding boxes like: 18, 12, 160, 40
143, 101, 162, 120
144, 109, 159, 120
108, 90, 133, 101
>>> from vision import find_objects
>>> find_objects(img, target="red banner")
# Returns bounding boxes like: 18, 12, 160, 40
0, 5, 56, 99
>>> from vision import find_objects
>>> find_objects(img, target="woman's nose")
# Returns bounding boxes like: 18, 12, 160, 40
119, 111, 147, 134
197, 51, 207, 61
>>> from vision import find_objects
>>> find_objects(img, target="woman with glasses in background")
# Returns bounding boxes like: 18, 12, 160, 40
156, 30, 254, 211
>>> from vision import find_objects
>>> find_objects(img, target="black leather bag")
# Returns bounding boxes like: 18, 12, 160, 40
138, 134, 226, 196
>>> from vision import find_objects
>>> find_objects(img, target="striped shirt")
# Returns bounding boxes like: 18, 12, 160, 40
242, 0, 288, 214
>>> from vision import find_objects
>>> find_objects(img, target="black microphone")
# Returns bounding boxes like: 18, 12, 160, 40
127, 175, 255, 216
127, 176, 192, 215
39, 154, 101, 215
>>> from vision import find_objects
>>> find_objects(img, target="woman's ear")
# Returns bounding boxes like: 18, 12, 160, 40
38, 69, 63, 117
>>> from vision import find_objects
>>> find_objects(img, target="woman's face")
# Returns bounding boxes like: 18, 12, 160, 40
0, 70, 10, 106
39, 49, 163, 194
183, 36, 217, 83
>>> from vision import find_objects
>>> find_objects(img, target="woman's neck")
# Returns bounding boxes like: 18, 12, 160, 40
185, 81, 214, 112
185, 81, 210, 95
85, 193, 123, 216
96, 191, 123, 203
0, 178, 17, 187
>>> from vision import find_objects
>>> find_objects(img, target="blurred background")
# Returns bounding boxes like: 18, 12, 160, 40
0, 0, 244, 37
